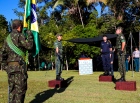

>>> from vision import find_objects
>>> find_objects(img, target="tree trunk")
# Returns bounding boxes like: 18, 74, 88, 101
65, 55, 69, 71
77, 3, 84, 28
41, 19, 44, 25
117, 14, 123, 21
51, 52, 54, 70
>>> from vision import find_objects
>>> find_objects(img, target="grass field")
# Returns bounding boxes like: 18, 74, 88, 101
0, 70, 140, 103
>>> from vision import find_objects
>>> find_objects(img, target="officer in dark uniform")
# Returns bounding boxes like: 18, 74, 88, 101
100, 35, 112, 75
54, 34, 64, 81
116, 27, 126, 81
0, 19, 33, 103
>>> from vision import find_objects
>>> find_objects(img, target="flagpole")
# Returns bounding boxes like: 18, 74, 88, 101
139, 31, 140, 72
38, 53, 40, 71
130, 32, 134, 77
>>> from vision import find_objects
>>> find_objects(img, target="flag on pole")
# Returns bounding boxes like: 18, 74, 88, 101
24, 0, 40, 57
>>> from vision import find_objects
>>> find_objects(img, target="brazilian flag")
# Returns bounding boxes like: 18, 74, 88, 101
23, 0, 40, 57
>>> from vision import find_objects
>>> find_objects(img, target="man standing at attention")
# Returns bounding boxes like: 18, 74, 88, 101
116, 27, 126, 82
0, 19, 33, 103
54, 34, 64, 81
100, 35, 112, 75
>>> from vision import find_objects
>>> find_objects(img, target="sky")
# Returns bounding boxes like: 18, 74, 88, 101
0, 0, 20, 22
0, 0, 103, 22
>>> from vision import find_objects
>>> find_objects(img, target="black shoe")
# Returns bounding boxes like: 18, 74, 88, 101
109, 73, 114, 76
59, 77, 64, 81
116, 77, 126, 82
103, 72, 109, 76
56, 76, 64, 81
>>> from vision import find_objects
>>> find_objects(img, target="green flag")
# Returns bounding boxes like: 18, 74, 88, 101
24, 0, 40, 57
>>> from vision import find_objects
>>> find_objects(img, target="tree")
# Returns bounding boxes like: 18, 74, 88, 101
53, 0, 107, 27
0, 15, 8, 48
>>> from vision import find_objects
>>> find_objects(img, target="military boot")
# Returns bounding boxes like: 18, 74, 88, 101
56, 75, 60, 80
56, 75, 64, 81
103, 71, 109, 76
116, 76, 126, 82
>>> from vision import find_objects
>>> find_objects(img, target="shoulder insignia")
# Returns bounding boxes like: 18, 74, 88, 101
121, 36, 124, 39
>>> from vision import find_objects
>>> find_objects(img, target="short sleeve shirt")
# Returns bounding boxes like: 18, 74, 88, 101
116, 34, 126, 49
54, 40, 63, 55
133, 51, 140, 58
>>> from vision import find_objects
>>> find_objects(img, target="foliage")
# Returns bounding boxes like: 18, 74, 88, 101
2, 0, 140, 68
0, 15, 8, 48
62, 24, 100, 65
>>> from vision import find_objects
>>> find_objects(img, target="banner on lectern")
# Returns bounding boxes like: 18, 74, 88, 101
78, 58, 93, 75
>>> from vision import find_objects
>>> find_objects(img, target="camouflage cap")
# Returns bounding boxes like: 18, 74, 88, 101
56, 33, 62, 37
12, 19, 23, 29
116, 26, 123, 31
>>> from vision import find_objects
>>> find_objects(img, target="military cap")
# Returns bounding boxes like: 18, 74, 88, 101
12, 19, 23, 29
56, 33, 62, 37
116, 26, 123, 31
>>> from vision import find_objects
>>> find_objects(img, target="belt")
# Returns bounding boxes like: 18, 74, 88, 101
102, 52, 110, 55
8, 62, 20, 66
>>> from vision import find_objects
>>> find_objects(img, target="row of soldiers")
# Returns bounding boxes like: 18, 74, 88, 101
0, 19, 63, 103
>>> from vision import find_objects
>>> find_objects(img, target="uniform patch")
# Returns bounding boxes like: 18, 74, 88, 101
121, 36, 124, 39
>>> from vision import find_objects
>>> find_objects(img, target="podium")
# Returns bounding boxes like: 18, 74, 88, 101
99, 75, 113, 82
78, 58, 93, 75
115, 81, 136, 91
48, 80, 67, 88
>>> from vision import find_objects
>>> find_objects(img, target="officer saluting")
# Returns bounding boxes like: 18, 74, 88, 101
54, 34, 64, 81
0, 19, 33, 103
100, 35, 112, 75
115, 27, 126, 82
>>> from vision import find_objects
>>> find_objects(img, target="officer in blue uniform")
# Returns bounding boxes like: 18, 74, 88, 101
100, 35, 112, 75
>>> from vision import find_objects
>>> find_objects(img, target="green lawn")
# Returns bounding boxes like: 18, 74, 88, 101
0, 70, 140, 103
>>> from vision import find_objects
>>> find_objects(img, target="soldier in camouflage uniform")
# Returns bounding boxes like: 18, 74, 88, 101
0, 19, 33, 103
54, 34, 64, 81
115, 27, 126, 82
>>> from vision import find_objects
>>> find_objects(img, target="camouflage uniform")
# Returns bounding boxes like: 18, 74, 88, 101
54, 40, 63, 77
0, 27, 33, 102
116, 33, 126, 78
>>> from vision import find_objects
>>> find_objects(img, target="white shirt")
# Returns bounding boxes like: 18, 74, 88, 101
133, 50, 140, 58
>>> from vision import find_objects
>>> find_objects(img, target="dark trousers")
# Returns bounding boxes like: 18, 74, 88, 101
102, 54, 111, 72
134, 58, 139, 72
7, 65, 27, 103
55, 56, 63, 76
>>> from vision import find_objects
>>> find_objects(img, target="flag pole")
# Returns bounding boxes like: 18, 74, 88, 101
130, 32, 134, 77
139, 31, 140, 72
